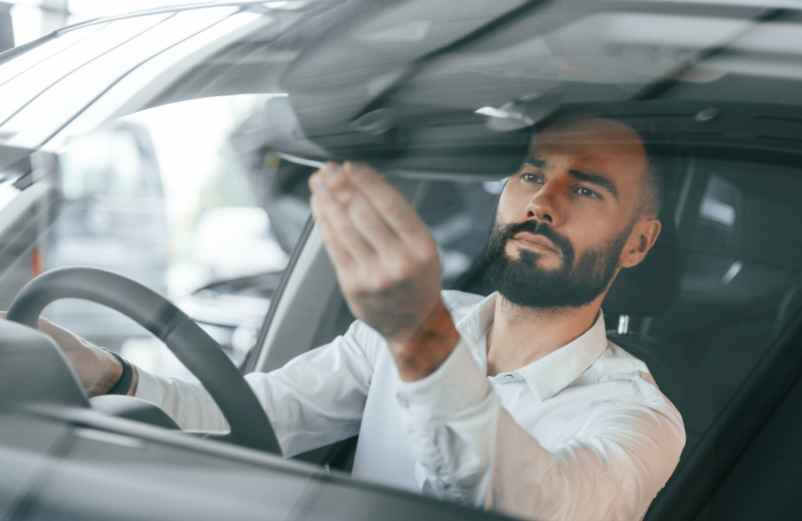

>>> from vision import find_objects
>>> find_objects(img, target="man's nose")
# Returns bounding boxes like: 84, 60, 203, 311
525, 179, 564, 226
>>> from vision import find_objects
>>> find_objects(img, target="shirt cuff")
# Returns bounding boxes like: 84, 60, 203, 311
134, 366, 165, 405
395, 336, 490, 418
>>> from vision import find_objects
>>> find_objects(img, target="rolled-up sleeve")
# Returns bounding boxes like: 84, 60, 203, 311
396, 338, 685, 521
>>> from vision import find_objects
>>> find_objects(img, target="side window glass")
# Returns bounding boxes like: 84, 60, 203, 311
28, 97, 310, 381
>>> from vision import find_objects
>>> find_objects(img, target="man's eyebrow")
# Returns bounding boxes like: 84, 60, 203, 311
569, 169, 620, 200
523, 158, 620, 200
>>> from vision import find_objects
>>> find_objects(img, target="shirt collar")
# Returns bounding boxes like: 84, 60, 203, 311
455, 292, 609, 401
454, 292, 497, 347
516, 312, 608, 400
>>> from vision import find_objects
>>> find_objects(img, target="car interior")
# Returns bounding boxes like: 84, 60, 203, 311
2, 1, 802, 520
252, 127, 802, 521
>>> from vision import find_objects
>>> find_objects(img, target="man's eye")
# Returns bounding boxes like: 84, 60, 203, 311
520, 172, 544, 184
575, 186, 600, 199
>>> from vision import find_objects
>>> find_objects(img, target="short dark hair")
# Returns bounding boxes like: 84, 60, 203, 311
642, 143, 663, 217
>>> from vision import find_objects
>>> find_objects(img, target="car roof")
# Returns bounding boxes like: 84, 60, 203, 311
3, 0, 802, 175
267, 0, 802, 175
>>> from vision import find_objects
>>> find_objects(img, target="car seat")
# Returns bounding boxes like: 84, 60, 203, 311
606, 218, 802, 521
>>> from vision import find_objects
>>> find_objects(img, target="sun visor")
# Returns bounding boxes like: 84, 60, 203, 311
327, 117, 531, 180
256, 95, 328, 160
273, 0, 539, 178
259, 91, 532, 179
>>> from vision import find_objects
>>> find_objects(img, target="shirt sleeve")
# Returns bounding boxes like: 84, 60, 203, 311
395, 338, 685, 521
135, 320, 381, 457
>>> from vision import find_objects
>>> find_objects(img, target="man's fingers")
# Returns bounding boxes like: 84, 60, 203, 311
311, 194, 357, 271
344, 162, 430, 246
309, 169, 376, 267
346, 191, 408, 259
310, 161, 439, 289
314, 163, 410, 261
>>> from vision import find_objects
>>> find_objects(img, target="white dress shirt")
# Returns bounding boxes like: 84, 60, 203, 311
136, 290, 685, 521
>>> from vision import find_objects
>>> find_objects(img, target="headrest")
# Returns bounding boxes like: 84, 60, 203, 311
603, 217, 681, 318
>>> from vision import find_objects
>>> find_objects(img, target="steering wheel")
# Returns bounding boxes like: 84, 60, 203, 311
6, 267, 282, 455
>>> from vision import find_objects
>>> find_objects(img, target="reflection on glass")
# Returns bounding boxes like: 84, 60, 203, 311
0, 15, 169, 123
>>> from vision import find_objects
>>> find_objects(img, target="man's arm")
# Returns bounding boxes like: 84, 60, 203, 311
14, 309, 380, 458
308, 162, 454, 368
395, 339, 685, 521
0, 311, 127, 396
488, 394, 684, 521
133, 319, 379, 456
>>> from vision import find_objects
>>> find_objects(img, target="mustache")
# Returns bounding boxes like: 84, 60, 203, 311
497, 220, 574, 260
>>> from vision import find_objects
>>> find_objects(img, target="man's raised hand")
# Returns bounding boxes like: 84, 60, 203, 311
308, 162, 459, 381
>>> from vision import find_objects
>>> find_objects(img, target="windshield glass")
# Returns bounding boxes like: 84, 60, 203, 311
0, 3, 801, 517
0, 3, 318, 377
0, 0, 798, 374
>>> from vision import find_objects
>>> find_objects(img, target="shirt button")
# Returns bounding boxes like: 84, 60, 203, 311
395, 393, 410, 409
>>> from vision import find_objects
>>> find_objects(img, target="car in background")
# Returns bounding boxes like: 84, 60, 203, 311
1, 2, 802, 521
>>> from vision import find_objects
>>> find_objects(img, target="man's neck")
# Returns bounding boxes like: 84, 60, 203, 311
486, 294, 602, 376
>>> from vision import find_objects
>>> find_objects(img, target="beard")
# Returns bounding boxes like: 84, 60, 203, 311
483, 218, 631, 309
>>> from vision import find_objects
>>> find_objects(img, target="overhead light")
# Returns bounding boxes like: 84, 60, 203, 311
475, 104, 534, 131
476, 91, 561, 132
722, 260, 743, 284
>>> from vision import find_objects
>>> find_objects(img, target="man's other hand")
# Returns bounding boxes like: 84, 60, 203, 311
1, 311, 124, 396
308, 162, 459, 381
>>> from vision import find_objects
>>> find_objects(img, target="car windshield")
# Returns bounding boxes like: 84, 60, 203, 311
1, 2, 802, 517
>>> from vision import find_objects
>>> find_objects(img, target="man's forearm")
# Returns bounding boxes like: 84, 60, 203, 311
90, 349, 125, 396
389, 299, 460, 381
91, 350, 140, 396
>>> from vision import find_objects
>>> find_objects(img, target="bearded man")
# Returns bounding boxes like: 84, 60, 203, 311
23, 117, 685, 521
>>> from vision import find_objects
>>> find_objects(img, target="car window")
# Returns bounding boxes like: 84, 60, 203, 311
0, 96, 309, 381
0, 5, 314, 381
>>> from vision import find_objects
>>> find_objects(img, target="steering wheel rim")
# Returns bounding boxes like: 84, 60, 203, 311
7, 266, 282, 455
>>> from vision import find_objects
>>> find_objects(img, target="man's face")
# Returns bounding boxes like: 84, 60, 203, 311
485, 118, 655, 309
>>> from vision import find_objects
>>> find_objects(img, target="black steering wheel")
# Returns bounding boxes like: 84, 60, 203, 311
6, 267, 282, 455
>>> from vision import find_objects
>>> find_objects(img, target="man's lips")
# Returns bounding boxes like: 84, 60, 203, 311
511, 232, 561, 255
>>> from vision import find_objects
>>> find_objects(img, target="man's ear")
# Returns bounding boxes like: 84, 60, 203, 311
620, 218, 662, 269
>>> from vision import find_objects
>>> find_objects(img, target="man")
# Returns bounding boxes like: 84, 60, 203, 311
26, 117, 685, 521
